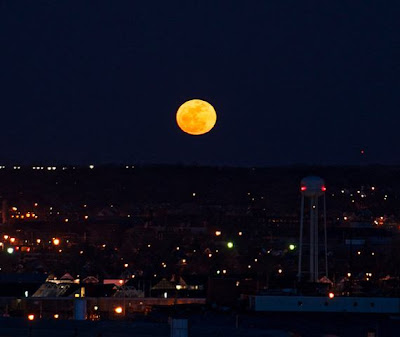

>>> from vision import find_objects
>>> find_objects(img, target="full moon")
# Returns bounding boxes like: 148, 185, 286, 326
176, 99, 217, 135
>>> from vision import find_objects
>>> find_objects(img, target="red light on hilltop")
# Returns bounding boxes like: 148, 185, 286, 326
301, 186, 307, 191
321, 186, 327, 191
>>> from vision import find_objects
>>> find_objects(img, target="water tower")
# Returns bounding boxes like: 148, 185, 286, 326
297, 176, 328, 282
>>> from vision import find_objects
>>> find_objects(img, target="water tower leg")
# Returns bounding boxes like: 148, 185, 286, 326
315, 197, 319, 282
298, 195, 304, 282
309, 197, 314, 282
323, 194, 328, 277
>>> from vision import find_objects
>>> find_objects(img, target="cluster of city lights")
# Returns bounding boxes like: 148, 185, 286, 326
0, 165, 139, 170
337, 185, 391, 203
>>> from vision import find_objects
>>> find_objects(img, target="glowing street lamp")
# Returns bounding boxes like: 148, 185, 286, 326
227, 242, 234, 249
115, 306, 123, 314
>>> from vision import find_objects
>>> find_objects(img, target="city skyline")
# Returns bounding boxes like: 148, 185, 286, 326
1, 2, 400, 334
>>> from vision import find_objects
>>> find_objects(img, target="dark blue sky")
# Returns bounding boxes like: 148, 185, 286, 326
1, 1, 399, 166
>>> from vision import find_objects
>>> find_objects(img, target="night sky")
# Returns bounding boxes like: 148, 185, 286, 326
1, 1, 399, 166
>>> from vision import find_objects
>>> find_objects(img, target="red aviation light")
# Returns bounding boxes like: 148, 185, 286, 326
321, 186, 327, 192
301, 186, 307, 191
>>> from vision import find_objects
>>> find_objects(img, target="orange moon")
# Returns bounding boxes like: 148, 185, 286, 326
176, 99, 217, 135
